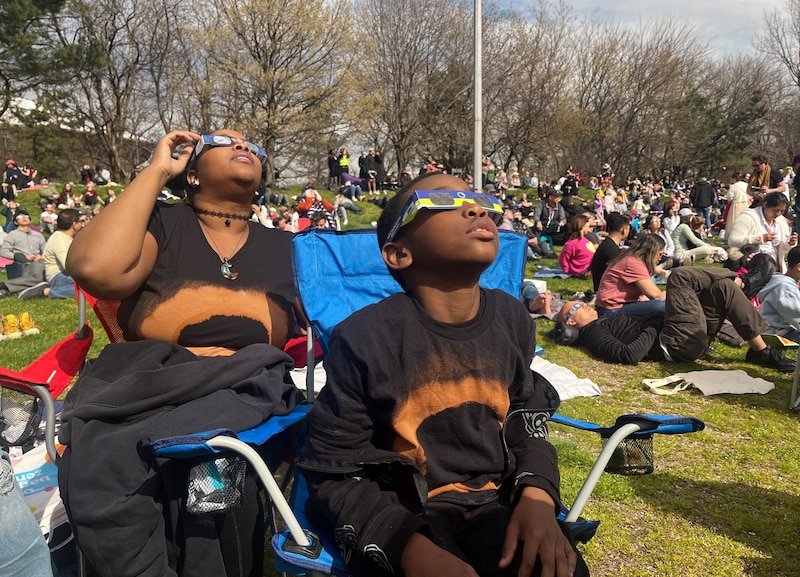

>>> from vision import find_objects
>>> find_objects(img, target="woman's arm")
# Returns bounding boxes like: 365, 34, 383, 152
66, 130, 200, 299
778, 217, 797, 250
636, 277, 666, 300
726, 212, 758, 248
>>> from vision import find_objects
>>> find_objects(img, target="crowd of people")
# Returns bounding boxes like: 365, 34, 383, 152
508, 153, 800, 375
6, 137, 800, 577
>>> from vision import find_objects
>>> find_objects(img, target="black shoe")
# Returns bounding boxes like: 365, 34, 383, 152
0, 286, 10, 299
740, 259, 776, 300
745, 345, 795, 372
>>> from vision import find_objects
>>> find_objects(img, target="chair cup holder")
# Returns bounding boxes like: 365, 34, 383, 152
602, 435, 654, 475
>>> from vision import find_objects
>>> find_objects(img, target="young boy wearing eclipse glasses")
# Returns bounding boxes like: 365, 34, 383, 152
298, 172, 589, 577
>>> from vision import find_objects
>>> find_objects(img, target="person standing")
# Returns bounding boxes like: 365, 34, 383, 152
358, 149, 369, 180
748, 154, 787, 205
327, 149, 339, 190
338, 146, 350, 177
365, 148, 380, 195
690, 178, 715, 229
724, 171, 749, 237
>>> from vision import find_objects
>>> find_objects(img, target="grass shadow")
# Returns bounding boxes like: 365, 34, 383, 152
631, 472, 800, 576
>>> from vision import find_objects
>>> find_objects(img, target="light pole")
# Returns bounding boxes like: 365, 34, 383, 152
473, 0, 482, 192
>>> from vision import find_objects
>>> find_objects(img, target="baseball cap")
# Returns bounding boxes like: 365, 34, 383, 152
678, 208, 696, 217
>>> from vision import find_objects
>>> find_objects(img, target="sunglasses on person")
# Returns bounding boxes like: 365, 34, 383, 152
192, 135, 267, 164
564, 302, 586, 324
384, 189, 504, 244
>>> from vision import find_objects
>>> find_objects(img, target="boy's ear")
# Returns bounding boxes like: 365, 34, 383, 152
381, 241, 413, 273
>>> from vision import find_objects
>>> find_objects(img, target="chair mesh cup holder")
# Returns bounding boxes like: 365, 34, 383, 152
186, 456, 247, 515
0, 390, 41, 448
601, 434, 654, 476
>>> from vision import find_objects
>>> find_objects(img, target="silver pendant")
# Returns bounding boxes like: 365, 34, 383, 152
221, 258, 238, 280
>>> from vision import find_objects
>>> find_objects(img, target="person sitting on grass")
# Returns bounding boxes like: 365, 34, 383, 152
672, 215, 727, 264
550, 264, 793, 371
298, 172, 590, 577
594, 233, 666, 317
0, 212, 49, 300
40, 208, 88, 300
758, 245, 800, 343
558, 213, 597, 277
590, 212, 631, 292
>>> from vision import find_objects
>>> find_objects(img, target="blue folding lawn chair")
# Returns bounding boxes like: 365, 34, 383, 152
270, 228, 705, 576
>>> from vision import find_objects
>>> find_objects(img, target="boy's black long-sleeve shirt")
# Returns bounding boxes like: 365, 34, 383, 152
297, 289, 561, 575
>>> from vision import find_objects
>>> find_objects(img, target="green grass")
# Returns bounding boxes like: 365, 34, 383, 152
4, 187, 800, 577
530, 258, 800, 577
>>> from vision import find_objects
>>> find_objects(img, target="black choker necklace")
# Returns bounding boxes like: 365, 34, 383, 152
193, 207, 250, 227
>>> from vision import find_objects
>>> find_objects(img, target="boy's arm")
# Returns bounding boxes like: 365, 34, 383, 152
503, 316, 561, 510
500, 486, 578, 577
501, 314, 578, 576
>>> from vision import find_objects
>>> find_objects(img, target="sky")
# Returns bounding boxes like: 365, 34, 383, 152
503, 0, 787, 57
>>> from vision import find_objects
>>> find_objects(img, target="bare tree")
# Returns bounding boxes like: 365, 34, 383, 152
44, 0, 175, 181
571, 19, 707, 180
184, 0, 353, 184
352, 0, 474, 175
482, 0, 579, 178
760, 0, 800, 90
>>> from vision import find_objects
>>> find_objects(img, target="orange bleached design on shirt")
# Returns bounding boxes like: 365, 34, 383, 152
391, 376, 509, 491
136, 285, 289, 349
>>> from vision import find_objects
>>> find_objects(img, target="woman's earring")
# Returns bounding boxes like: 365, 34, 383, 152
192, 179, 200, 187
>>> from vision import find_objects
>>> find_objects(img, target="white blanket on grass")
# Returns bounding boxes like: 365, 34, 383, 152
531, 356, 602, 400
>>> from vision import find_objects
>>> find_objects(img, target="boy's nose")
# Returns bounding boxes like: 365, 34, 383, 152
463, 202, 487, 217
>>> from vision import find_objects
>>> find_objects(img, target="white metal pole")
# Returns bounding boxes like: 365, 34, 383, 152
473, 0, 482, 192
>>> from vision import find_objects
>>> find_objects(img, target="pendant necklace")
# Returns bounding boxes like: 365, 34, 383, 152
199, 220, 248, 280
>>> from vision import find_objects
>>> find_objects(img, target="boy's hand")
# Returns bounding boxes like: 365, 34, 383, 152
401, 532, 479, 577
499, 487, 577, 577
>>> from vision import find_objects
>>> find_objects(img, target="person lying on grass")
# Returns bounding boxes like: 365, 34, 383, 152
551, 264, 794, 371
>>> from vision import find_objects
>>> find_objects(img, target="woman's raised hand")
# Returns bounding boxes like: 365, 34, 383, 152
149, 130, 201, 181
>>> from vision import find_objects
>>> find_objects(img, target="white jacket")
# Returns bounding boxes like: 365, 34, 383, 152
726, 207, 794, 272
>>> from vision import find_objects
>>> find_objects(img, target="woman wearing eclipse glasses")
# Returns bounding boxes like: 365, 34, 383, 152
62, 130, 304, 577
